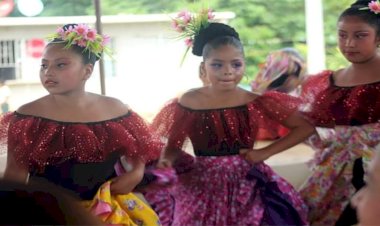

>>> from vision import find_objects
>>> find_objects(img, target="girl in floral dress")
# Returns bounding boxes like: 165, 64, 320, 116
149, 9, 315, 226
299, 0, 380, 225
0, 23, 162, 225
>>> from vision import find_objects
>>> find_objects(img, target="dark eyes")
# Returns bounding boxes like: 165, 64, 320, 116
356, 34, 367, 38
338, 33, 367, 39
210, 62, 243, 69
211, 63, 222, 68
338, 33, 347, 39
57, 63, 66, 68
232, 62, 243, 68
40, 63, 67, 70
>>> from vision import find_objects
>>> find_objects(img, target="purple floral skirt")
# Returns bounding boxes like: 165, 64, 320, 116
145, 155, 308, 226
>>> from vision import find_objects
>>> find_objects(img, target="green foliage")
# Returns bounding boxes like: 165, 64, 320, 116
322, 0, 352, 70
216, 0, 307, 82
40, 0, 90, 16
9, 0, 355, 84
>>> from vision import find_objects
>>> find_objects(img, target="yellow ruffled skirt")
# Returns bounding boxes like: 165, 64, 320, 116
82, 181, 161, 226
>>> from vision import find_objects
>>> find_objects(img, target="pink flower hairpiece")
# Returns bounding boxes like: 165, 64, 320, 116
360, 0, 380, 14
171, 8, 215, 64
47, 23, 112, 58
172, 9, 215, 47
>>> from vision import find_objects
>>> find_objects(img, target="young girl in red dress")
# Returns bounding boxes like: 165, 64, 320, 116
0, 23, 162, 225
299, 1, 380, 225
148, 9, 315, 226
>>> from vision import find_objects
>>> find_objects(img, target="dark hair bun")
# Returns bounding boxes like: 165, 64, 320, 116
62, 23, 78, 31
192, 22, 240, 56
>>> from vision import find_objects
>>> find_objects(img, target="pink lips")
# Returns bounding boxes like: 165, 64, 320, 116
45, 79, 57, 85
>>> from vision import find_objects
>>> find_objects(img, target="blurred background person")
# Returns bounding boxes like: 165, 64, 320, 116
0, 80, 11, 114
251, 47, 307, 95
250, 48, 307, 140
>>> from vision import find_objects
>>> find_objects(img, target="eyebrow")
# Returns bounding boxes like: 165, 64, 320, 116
338, 30, 370, 33
210, 59, 222, 62
210, 58, 243, 62
41, 58, 70, 62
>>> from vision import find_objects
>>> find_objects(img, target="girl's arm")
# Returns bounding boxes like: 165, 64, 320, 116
110, 157, 145, 195
157, 145, 182, 168
240, 111, 316, 163
3, 151, 29, 183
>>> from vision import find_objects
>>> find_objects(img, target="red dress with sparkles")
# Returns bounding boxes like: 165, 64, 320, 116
299, 70, 380, 225
0, 111, 162, 200
150, 92, 308, 226
301, 70, 380, 127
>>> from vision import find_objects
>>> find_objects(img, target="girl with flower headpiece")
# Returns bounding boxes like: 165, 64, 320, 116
298, 0, 380, 225
0, 23, 162, 225
146, 8, 314, 226
251, 48, 307, 140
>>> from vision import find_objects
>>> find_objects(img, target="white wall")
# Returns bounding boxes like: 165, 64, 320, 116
103, 22, 204, 117
0, 14, 234, 119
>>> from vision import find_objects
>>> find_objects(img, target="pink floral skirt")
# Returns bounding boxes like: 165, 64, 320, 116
162, 155, 308, 226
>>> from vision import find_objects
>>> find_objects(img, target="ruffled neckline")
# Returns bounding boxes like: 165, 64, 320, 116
13, 111, 131, 125
329, 70, 380, 88
177, 102, 250, 112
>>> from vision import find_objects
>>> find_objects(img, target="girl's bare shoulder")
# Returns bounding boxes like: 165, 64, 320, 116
178, 87, 207, 108
91, 93, 130, 114
16, 96, 51, 115
245, 89, 259, 98
239, 88, 259, 103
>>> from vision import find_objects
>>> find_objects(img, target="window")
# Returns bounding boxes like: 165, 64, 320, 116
0, 40, 17, 80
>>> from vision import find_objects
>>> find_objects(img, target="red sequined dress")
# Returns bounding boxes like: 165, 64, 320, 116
301, 70, 380, 126
299, 70, 380, 225
0, 111, 162, 200
150, 92, 308, 226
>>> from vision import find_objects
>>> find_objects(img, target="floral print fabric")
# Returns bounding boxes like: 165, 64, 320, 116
299, 123, 380, 225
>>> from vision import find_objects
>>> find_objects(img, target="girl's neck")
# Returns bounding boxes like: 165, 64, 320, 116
206, 86, 247, 107
50, 91, 90, 109
208, 86, 240, 96
352, 55, 379, 68
337, 55, 380, 86
351, 56, 380, 75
